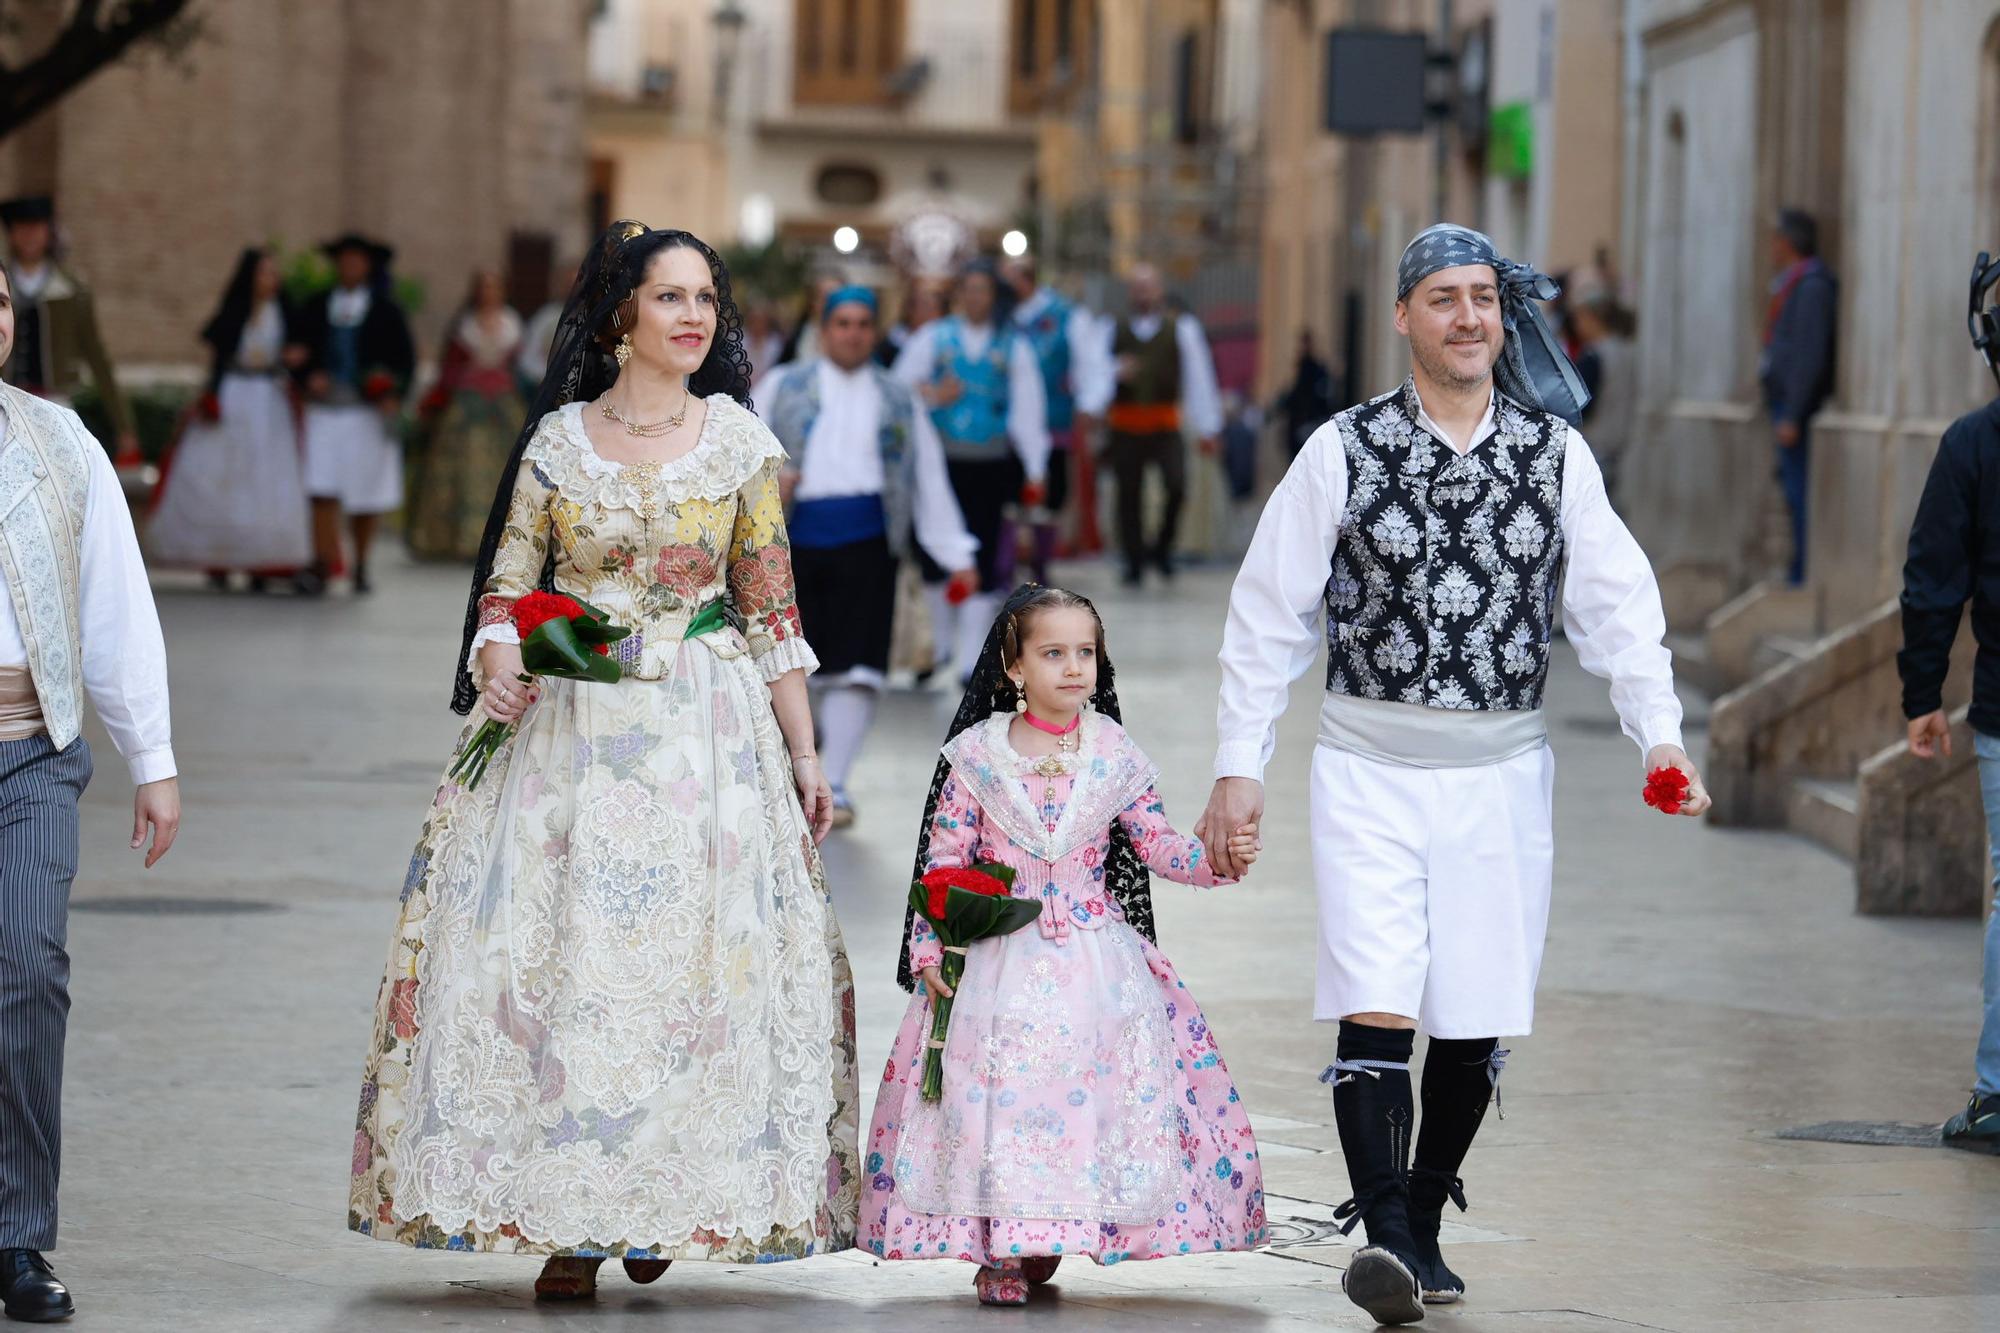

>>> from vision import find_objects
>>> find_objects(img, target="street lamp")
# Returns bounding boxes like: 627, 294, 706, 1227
833, 226, 860, 254
1001, 229, 1029, 258
712, 1, 748, 121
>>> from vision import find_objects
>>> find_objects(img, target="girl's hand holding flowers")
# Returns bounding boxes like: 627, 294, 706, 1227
919, 965, 953, 1003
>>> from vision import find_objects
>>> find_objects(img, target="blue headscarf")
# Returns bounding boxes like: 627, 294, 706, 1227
1395, 223, 1591, 426
821, 284, 878, 322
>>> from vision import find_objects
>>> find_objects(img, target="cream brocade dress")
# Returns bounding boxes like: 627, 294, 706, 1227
349, 396, 860, 1261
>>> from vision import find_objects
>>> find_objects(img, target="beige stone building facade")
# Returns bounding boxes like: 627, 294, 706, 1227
1256, 0, 1491, 405
1254, 0, 1624, 404
588, 0, 1042, 276
1623, 0, 1999, 631
0, 0, 592, 374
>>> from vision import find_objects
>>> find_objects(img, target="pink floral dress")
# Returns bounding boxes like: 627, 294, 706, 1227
862, 712, 1267, 1266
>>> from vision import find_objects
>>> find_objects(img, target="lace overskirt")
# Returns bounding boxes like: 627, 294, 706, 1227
349, 641, 859, 1260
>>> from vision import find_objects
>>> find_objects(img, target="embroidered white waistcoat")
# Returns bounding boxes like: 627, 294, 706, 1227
0, 383, 91, 749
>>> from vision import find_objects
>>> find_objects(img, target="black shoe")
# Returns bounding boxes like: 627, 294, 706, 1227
293, 565, 329, 597
1943, 1092, 2000, 1155
1406, 1169, 1466, 1303
352, 568, 373, 595
1342, 1245, 1423, 1325
0, 1250, 73, 1323
1120, 565, 1144, 588
247, 575, 269, 595
205, 571, 231, 592
1152, 549, 1176, 579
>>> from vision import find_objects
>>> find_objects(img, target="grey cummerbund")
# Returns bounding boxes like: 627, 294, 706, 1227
1317, 692, 1548, 769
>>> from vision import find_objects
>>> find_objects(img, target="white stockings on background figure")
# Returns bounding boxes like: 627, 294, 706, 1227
815, 683, 877, 799
953, 591, 1001, 685
925, 581, 956, 677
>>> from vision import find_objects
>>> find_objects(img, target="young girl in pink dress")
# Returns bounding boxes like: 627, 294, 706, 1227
864, 585, 1269, 1305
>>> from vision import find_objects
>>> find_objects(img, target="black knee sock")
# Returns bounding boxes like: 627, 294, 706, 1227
1409, 1037, 1504, 1240
1326, 1021, 1417, 1259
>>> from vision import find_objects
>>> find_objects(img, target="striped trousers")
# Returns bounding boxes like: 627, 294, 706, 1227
0, 735, 90, 1250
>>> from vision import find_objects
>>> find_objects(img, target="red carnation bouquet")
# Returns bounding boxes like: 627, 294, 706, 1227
909, 863, 1043, 1102
361, 370, 399, 405
449, 592, 633, 791
1643, 765, 1692, 814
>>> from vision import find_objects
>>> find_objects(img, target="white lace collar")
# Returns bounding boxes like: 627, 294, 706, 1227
941, 712, 1159, 864
527, 395, 785, 507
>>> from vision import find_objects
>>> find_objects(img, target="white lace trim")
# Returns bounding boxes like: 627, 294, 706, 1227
527, 396, 785, 511
755, 633, 819, 682
466, 623, 522, 678
942, 713, 1158, 864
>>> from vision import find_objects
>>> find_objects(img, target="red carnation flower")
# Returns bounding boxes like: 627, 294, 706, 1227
513, 593, 612, 656
362, 370, 397, 402
920, 865, 1010, 919
195, 392, 222, 423
512, 591, 586, 634
1643, 766, 1691, 815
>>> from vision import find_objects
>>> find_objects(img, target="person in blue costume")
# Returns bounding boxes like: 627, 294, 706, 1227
759, 285, 977, 827
892, 259, 1048, 683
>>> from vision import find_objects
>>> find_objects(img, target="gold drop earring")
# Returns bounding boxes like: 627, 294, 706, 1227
614, 333, 634, 368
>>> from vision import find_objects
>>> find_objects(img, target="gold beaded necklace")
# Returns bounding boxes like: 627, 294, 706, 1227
599, 393, 689, 438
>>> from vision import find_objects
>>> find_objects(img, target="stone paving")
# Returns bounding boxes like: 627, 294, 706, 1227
44, 551, 2000, 1330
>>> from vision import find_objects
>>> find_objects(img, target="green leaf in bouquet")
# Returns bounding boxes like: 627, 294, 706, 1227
521, 615, 623, 682
990, 896, 1044, 934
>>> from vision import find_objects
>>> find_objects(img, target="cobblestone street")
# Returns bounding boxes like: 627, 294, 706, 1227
50, 552, 2000, 1330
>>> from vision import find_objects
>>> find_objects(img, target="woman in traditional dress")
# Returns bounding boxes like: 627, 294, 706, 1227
348, 221, 859, 1302
146, 247, 311, 586
407, 270, 527, 560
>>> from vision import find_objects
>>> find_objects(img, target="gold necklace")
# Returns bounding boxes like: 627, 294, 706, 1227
600, 394, 689, 438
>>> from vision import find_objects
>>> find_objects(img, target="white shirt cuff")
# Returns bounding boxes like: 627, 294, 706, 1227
128, 748, 177, 786
1213, 739, 1267, 783
467, 622, 520, 671
1634, 714, 1686, 757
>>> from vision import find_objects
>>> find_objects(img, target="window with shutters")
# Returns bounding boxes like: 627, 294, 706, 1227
1009, 0, 1094, 115
794, 0, 906, 107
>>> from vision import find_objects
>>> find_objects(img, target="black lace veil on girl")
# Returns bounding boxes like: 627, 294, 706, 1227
895, 584, 1157, 991
449, 221, 755, 714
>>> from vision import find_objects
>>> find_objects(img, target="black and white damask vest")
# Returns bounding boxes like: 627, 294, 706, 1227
1324, 378, 1568, 712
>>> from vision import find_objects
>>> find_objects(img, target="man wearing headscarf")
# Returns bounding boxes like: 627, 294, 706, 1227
892, 258, 1048, 682
760, 285, 977, 827
1196, 224, 1705, 1324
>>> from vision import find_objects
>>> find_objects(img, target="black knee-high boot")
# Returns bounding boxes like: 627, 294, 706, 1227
1327, 1021, 1423, 1325
1408, 1037, 1506, 1302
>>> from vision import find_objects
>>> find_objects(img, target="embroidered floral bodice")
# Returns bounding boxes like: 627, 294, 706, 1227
908, 713, 1229, 970
475, 397, 817, 684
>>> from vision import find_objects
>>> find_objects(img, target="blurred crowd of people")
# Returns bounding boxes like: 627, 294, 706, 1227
0, 195, 588, 597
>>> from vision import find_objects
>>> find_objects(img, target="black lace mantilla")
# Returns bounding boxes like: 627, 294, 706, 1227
894, 586, 1157, 992
451, 222, 756, 715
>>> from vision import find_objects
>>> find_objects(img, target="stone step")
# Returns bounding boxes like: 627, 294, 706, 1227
1787, 776, 1859, 861
1749, 633, 1818, 679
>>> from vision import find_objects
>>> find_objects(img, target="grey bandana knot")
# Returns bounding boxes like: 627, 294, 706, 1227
1395, 223, 1591, 425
